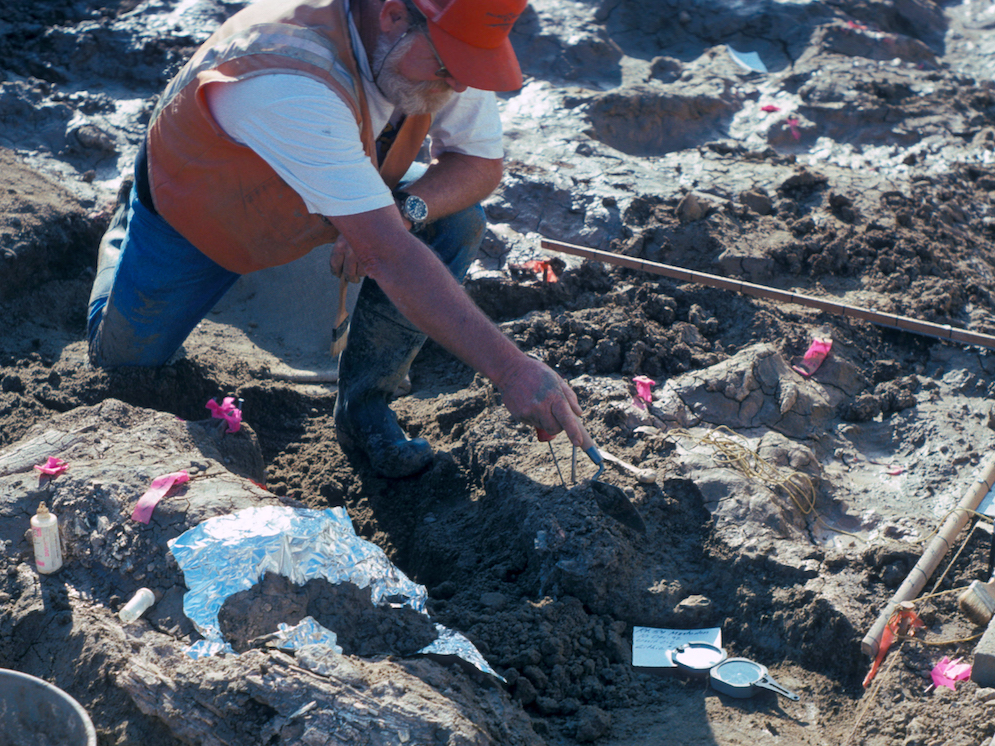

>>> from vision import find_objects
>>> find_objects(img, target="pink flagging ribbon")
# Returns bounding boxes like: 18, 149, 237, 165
131, 471, 190, 524
206, 397, 242, 433
632, 376, 656, 410
34, 457, 68, 476
792, 337, 833, 377
931, 657, 971, 691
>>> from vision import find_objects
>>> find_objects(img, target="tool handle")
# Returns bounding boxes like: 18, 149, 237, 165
536, 428, 554, 442
755, 675, 800, 701
335, 276, 349, 326
578, 426, 601, 466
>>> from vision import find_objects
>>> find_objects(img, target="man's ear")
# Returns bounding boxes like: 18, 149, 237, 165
379, 0, 409, 34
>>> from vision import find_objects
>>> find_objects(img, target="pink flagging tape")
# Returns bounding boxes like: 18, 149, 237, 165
132, 471, 190, 524
792, 337, 833, 377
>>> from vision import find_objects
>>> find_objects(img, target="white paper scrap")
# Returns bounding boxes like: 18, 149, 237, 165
727, 47, 768, 74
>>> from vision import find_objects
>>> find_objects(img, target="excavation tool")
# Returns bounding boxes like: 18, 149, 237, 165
582, 433, 647, 534
671, 643, 800, 702
709, 658, 800, 701
959, 575, 995, 626
536, 429, 647, 533
672, 642, 728, 678
537, 428, 568, 488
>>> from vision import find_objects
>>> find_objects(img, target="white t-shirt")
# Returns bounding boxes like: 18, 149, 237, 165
205, 67, 503, 217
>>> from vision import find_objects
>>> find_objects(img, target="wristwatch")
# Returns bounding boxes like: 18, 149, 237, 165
393, 190, 428, 232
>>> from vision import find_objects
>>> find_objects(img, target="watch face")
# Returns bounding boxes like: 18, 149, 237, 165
404, 195, 429, 222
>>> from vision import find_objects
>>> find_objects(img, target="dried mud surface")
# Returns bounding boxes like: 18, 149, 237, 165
4, 0, 995, 745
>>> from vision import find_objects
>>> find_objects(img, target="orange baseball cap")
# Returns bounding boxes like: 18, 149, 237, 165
412, 0, 527, 92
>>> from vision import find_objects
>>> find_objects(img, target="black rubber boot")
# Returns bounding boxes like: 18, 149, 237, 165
334, 279, 433, 478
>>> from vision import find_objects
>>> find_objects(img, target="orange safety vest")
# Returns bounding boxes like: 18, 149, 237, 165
145, 0, 429, 274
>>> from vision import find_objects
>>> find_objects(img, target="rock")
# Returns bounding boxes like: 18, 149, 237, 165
677, 192, 712, 222
740, 189, 773, 215
513, 676, 538, 705
480, 591, 508, 610
655, 343, 866, 438
430, 580, 457, 599
574, 705, 611, 742
672, 594, 713, 625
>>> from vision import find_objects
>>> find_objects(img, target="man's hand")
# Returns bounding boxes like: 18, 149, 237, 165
329, 234, 365, 282
494, 355, 587, 448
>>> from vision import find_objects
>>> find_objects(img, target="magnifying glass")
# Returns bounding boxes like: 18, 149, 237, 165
709, 657, 801, 701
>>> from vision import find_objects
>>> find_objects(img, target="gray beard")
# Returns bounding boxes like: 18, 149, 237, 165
372, 33, 454, 116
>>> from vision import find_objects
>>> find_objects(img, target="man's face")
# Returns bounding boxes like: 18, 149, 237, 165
372, 30, 455, 116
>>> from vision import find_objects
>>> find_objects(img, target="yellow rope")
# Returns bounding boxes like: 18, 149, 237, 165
898, 631, 982, 646
664, 425, 864, 541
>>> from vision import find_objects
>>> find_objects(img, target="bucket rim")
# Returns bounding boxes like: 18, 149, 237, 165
0, 668, 97, 746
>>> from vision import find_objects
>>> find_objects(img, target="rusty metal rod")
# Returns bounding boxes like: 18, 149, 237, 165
539, 238, 995, 350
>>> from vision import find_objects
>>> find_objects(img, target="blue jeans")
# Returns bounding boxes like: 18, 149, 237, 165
87, 168, 485, 368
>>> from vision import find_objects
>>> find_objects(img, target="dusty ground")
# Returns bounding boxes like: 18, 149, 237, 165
4, 0, 995, 744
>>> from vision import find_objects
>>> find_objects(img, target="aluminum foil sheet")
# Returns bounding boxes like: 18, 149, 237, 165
275, 617, 343, 653
167, 505, 499, 678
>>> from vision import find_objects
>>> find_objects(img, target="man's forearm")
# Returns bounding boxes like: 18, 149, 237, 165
404, 153, 502, 223
370, 228, 522, 387
367, 232, 586, 446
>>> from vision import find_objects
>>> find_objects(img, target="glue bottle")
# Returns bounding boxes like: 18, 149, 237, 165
31, 501, 63, 574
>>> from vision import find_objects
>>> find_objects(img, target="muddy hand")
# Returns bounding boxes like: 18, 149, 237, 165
500, 355, 585, 445
329, 234, 365, 283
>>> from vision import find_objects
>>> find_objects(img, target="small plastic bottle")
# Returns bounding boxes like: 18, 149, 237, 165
119, 588, 156, 623
31, 502, 63, 575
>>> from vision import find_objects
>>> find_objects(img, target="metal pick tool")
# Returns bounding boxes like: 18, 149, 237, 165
536, 428, 567, 488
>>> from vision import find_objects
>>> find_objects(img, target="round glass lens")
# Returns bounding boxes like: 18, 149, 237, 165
717, 660, 761, 685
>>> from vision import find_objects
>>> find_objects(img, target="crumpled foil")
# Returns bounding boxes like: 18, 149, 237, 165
275, 616, 343, 654
167, 505, 499, 679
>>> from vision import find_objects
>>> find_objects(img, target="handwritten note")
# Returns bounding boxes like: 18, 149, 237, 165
632, 626, 722, 668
